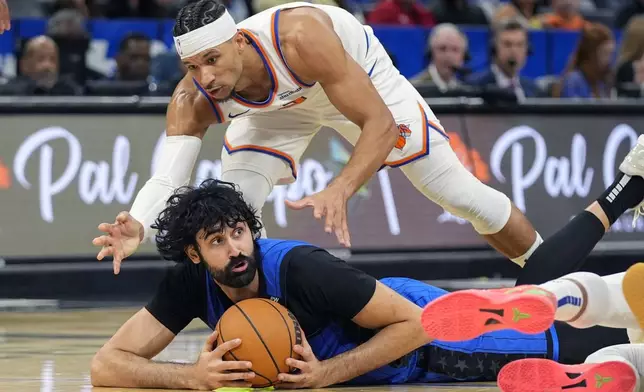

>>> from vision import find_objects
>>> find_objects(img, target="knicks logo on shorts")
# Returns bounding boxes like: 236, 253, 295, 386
395, 124, 412, 150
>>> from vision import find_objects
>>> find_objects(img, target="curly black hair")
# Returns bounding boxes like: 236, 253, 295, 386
173, 0, 227, 37
152, 179, 263, 263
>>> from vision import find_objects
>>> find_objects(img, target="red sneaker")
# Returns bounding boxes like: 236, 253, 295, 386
497, 358, 638, 392
421, 285, 556, 341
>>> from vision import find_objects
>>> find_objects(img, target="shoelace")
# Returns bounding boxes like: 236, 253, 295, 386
632, 202, 644, 228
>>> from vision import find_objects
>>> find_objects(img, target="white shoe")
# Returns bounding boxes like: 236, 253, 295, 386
618, 135, 644, 228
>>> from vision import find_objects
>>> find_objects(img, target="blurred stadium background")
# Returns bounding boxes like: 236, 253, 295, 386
1, 0, 644, 308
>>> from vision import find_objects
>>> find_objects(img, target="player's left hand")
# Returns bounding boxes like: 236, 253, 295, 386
285, 183, 352, 247
276, 333, 331, 389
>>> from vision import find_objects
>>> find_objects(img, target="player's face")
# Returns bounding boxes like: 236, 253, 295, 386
193, 222, 258, 288
182, 38, 243, 103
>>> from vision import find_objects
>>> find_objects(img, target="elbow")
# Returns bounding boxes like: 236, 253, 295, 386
379, 115, 399, 146
90, 349, 110, 387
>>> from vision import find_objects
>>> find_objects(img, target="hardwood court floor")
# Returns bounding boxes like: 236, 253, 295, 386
0, 308, 500, 392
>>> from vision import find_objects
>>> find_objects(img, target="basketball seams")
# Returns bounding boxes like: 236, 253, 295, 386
258, 298, 295, 365
217, 307, 274, 387
233, 302, 282, 378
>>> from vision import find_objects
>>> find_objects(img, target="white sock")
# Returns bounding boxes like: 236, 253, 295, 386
585, 344, 643, 392
540, 277, 585, 322
541, 272, 640, 330
602, 272, 641, 330
510, 232, 543, 267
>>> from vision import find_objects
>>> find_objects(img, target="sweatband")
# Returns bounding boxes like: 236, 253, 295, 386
129, 135, 203, 241
174, 9, 238, 59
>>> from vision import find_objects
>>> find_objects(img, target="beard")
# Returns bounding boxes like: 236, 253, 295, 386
208, 248, 258, 289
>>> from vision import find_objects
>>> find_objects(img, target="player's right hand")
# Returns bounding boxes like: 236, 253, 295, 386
191, 330, 255, 390
92, 212, 143, 275
0, 0, 10, 33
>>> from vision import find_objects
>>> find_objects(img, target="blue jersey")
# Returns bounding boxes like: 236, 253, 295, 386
203, 239, 559, 384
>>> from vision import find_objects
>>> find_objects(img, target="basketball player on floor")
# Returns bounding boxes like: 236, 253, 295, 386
91, 171, 641, 390
420, 136, 644, 391
95, 0, 544, 273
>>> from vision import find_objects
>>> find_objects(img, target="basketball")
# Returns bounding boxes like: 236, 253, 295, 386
215, 298, 302, 387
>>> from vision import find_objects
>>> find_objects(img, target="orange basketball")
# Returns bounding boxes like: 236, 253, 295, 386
215, 298, 302, 387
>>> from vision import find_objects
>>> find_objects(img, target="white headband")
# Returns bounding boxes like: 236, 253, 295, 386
174, 10, 238, 59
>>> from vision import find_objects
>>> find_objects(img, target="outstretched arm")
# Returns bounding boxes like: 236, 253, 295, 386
283, 10, 398, 197
90, 308, 194, 389
93, 79, 216, 273
279, 10, 398, 246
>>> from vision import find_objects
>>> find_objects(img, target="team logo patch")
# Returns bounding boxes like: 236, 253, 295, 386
395, 124, 412, 150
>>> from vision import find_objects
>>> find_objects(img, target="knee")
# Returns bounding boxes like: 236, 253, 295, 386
441, 176, 513, 235
221, 169, 273, 212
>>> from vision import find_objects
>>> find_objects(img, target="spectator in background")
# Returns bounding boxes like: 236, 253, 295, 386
615, 0, 644, 29
367, 0, 434, 26
493, 0, 543, 29
2, 36, 81, 95
43, 0, 93, 17
46, 8, 105, 84
431, 0, 488, 25
615, 16, 644, 96
113, 33, 151, 82
410, 23, 467, 91
102, 0, 173, 18
552, 22, 615, 99
467, 19, 541, 99
254, 0, 336, 16
541, 0, 586, 30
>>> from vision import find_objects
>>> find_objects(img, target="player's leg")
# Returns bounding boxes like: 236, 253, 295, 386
421, 270, 640, 342
497, 344, 641, 392
325, 90, 540, 265
516, 136, 644, 285
220, 113, 321, 237
394, 109, 541, 267
495, 263, 644, 392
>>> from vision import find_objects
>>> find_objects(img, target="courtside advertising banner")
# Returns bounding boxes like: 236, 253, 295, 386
0, 114, 641, 257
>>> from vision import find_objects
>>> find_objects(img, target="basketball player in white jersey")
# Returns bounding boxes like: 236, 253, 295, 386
94, 0, 546, 272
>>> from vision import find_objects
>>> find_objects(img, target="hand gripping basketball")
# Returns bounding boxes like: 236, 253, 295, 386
92, 212, 143, 274
276, 333, 330, 389
191, 331, 256, 390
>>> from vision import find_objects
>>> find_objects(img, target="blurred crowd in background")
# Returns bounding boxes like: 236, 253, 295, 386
2, 0, 644, 100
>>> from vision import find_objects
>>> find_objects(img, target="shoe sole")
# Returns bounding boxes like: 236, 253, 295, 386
623, 263, 644, 331
421, 287, 555, 342
497, 358, 637, 392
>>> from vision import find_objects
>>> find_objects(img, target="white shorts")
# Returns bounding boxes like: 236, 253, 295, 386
221, 79, 449, 185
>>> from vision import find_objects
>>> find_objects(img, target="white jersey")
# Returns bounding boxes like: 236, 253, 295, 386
200, 2, 449, 185
194, 2, 400, 121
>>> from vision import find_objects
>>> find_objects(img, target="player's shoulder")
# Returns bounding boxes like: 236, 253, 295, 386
163, 260, 207, 289
277, 6, 334, 45
258, 238, 320, 257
